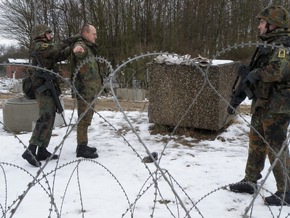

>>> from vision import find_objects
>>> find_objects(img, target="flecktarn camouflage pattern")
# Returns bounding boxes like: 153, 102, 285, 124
256, 5, 289, 28
31, 24, 52, 40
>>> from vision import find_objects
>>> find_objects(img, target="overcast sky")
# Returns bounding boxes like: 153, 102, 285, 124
0, 36, 18, 46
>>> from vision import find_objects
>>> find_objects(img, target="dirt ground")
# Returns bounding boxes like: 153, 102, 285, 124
0, 92, 251, 141
0, 93, 251, 113
63, 96, 149, 111
0, 93, 149, 111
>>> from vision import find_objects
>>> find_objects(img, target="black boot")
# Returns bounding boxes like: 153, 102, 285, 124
229, 179, 257, 194
36, 147, 59, 161
22, 144, 41, 167
76, 145, 99, 158
76, 145, 97, 154
264, 191, 290, 206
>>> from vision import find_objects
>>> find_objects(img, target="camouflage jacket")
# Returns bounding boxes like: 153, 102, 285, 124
71, 38, 102, 100
30, 38, 71, 91
251, 28, 290, 114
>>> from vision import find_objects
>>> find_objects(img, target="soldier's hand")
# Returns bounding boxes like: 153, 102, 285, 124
73, 45, 84, 53
245, 70, 260, 84
227, 103, 237, 114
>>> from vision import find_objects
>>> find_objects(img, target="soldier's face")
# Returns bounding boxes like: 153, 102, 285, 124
258, 19, 267, 35
84, 25, 97, 43
45, 32, 53, 41
258, 18, 276, 35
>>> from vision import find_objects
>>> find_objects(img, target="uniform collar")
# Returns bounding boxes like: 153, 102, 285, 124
259, 28, 290, 42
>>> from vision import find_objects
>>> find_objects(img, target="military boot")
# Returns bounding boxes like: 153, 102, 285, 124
264, 191, 290, 206
36, 147, 59, 161
76, 145, 99, 159
22, 144, 41, 167
76, 145, 97, 154
229, 179, 257, 194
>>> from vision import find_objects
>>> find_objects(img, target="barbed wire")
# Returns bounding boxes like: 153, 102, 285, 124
0, 40, 290, 217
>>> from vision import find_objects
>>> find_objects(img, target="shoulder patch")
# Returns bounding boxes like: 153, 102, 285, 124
41, 43, 49, 48
278, 49, 286, 58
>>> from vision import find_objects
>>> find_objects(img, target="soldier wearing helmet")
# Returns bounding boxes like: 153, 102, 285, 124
22, 24, 80, 167
229, 5, 290, 206
31, 24, 52, 40
256, 5, 289, 31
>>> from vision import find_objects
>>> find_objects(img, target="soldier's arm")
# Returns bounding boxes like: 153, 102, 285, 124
258, 48, 290, 83
73, 42, 88, 59
38, 42, 70, 62
53, 42, 72, 62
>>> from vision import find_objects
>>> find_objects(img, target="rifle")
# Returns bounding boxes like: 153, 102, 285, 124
36, 72, 67, 126
227, 48, 260, 114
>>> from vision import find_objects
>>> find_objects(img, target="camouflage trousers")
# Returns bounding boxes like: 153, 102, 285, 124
29, 92, 56, 148
77, 98, 95, 146
245, 107, 290, 192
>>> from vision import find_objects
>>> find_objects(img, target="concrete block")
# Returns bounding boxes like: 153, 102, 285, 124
13, 80, 23, 93
2, 96, 65, 133
148, 61, 239, 131
116, 88, 147, 101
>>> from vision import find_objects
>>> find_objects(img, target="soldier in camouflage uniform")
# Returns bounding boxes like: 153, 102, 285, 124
22, 24, 73, 167
229, 5, 290, 206
71, 23, 101, 158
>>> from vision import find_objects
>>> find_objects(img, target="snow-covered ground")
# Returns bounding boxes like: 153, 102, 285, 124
0, 77, 289, 218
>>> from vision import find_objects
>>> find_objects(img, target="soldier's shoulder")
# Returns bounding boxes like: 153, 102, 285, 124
40, 42, 51, 49
277, 48, 287, 59
34, 41, 53, 51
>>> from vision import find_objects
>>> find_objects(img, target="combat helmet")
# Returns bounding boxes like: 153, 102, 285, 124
256, 5, 289, 29
31, 24, 52, 40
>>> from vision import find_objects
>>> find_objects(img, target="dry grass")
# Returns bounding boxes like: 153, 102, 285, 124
0, 93, 148, 112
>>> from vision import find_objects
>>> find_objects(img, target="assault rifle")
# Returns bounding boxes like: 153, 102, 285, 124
36, 72, 67, 126
227, 66, 254, 114
227, 48, 260, 114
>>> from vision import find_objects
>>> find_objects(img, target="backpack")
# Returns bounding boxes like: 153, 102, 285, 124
22, 76, 35, 99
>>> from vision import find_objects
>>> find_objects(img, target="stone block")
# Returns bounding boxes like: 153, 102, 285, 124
148, 61, 239, 131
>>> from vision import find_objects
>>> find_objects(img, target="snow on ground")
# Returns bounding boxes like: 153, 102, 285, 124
0, 77, 289, 218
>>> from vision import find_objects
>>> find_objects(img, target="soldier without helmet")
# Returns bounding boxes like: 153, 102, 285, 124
71, 23, 100, 158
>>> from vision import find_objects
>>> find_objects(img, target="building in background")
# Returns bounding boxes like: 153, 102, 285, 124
5, 58, 29, 79
5, 58, 70, 79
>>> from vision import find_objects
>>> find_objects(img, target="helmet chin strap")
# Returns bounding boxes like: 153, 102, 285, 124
265, 22, 279, 34
265, 22, 272, 34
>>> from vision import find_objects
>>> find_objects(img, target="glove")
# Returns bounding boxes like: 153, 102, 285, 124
244, 70, 260, 85
227, 92, 247, 114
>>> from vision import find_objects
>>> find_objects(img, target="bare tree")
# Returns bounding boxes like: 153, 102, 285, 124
0, 0, 288, 63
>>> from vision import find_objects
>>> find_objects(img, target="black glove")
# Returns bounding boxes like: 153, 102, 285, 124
244, 70, 260, 85
227, 92, 247, 114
